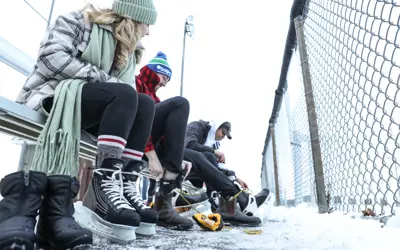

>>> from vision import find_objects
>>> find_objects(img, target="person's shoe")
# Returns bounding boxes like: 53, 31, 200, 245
74, 158, 140, 244
123, 161, 158, 236
234, 181, 273, 216
154, 180, 193, 230
36, 175, 92, 250
0, 171, 47, 250
216, 196, 261, 227
208, 191, 220, 213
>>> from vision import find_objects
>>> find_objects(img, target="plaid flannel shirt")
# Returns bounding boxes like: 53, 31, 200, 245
16, 11, 127, 113
136, 66, 162, 152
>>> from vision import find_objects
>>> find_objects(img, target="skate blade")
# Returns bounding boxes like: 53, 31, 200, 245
73, 201, 137, 244
135, 222, 156, 236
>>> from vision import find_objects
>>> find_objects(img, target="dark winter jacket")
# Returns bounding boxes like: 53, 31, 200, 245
184, 120, 214, 153
185, 120, 236, 178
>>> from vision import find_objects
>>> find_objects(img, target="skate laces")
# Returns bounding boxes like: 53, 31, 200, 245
122, 171, 149, 210
176, 190, 201, 213
94, 168, 134, 210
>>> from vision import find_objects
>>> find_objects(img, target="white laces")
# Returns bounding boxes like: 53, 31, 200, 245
94, 168, 134, 210
123, 171, 149, 210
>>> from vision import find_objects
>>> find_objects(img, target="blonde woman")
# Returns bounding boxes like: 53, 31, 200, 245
0, 0, 158, 249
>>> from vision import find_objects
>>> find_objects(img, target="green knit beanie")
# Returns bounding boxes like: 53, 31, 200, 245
112, 0, 157, 25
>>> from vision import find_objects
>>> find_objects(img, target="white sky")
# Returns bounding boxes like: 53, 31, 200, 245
0, 0, 293, 191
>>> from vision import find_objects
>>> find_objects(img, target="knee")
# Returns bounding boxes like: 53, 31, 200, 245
170, 96, 190, 110
138, 93, 156, 111
110, 83, 138, 105
203, 151, 217, 161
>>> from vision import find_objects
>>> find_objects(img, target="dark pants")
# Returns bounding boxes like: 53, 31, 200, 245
80, 82, 155, 152
150, 96, 190, 173
184, 149, 239, 198
141, 176, 150, 200
148, 178, 157, 203
202, 151, 236, 179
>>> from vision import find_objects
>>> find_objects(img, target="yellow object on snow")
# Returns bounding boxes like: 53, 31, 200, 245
243, 229, 263, 235
192, 213, 224, 231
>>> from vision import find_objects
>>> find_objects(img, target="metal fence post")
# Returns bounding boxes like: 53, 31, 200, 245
294, 15, 328, 214
271, 125, 280, 206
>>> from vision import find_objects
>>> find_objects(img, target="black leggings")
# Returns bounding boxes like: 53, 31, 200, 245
80, 82, 155, 152
152, 96, 190, 173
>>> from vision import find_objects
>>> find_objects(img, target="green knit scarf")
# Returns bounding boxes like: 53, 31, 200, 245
29, 23, 135, 177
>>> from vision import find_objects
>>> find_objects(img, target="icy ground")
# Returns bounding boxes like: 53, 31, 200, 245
93, 205, 400, 250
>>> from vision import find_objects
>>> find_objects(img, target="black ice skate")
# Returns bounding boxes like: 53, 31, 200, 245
123, 161, 158, 236
74, 158, 140, 244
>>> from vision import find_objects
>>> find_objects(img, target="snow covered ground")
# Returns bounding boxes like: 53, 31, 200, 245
94, 204, 400, 250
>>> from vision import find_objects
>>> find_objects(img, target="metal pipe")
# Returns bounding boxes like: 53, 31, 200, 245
294, 15, 328, 214
180, 22, 187, 97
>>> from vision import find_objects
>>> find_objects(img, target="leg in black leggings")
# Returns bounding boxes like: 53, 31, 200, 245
151, 96, 190, 174
79, 82, 155, 232
151, 96, 193, 230
81, 83, 154, 168
122, 94, 155, 164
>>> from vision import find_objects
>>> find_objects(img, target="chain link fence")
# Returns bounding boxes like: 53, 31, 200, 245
261, 0, 400, 215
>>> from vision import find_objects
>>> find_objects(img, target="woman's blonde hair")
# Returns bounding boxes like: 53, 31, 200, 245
84, 4, 143, 68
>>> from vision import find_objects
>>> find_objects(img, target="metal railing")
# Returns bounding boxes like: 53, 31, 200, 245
261, 0, 400, 216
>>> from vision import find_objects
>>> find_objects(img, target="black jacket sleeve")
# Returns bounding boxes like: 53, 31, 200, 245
185, 121, 215, 153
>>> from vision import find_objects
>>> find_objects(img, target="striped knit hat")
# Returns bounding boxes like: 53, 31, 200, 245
112, 0, 157, 25
146, 51, 172, 79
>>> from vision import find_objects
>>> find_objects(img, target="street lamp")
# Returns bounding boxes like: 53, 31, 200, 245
180, 15, 195, 97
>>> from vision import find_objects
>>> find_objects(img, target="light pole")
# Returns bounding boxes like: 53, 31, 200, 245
180, 15, 195, 97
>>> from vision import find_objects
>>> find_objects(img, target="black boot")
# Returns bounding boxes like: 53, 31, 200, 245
123, 161, 158, 236
0, 171, 47, 250
36, 175, 92, 250
154, 180, 193, 230
216, 196, 261, 227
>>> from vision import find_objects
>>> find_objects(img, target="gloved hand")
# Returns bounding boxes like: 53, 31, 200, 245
192, 213, 224, 231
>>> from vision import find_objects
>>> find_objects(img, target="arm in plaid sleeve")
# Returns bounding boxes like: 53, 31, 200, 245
37, 12, 121, 83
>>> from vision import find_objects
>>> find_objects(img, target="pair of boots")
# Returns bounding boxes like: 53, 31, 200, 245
74, 158, 158, 243
0, 171, 92, 250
